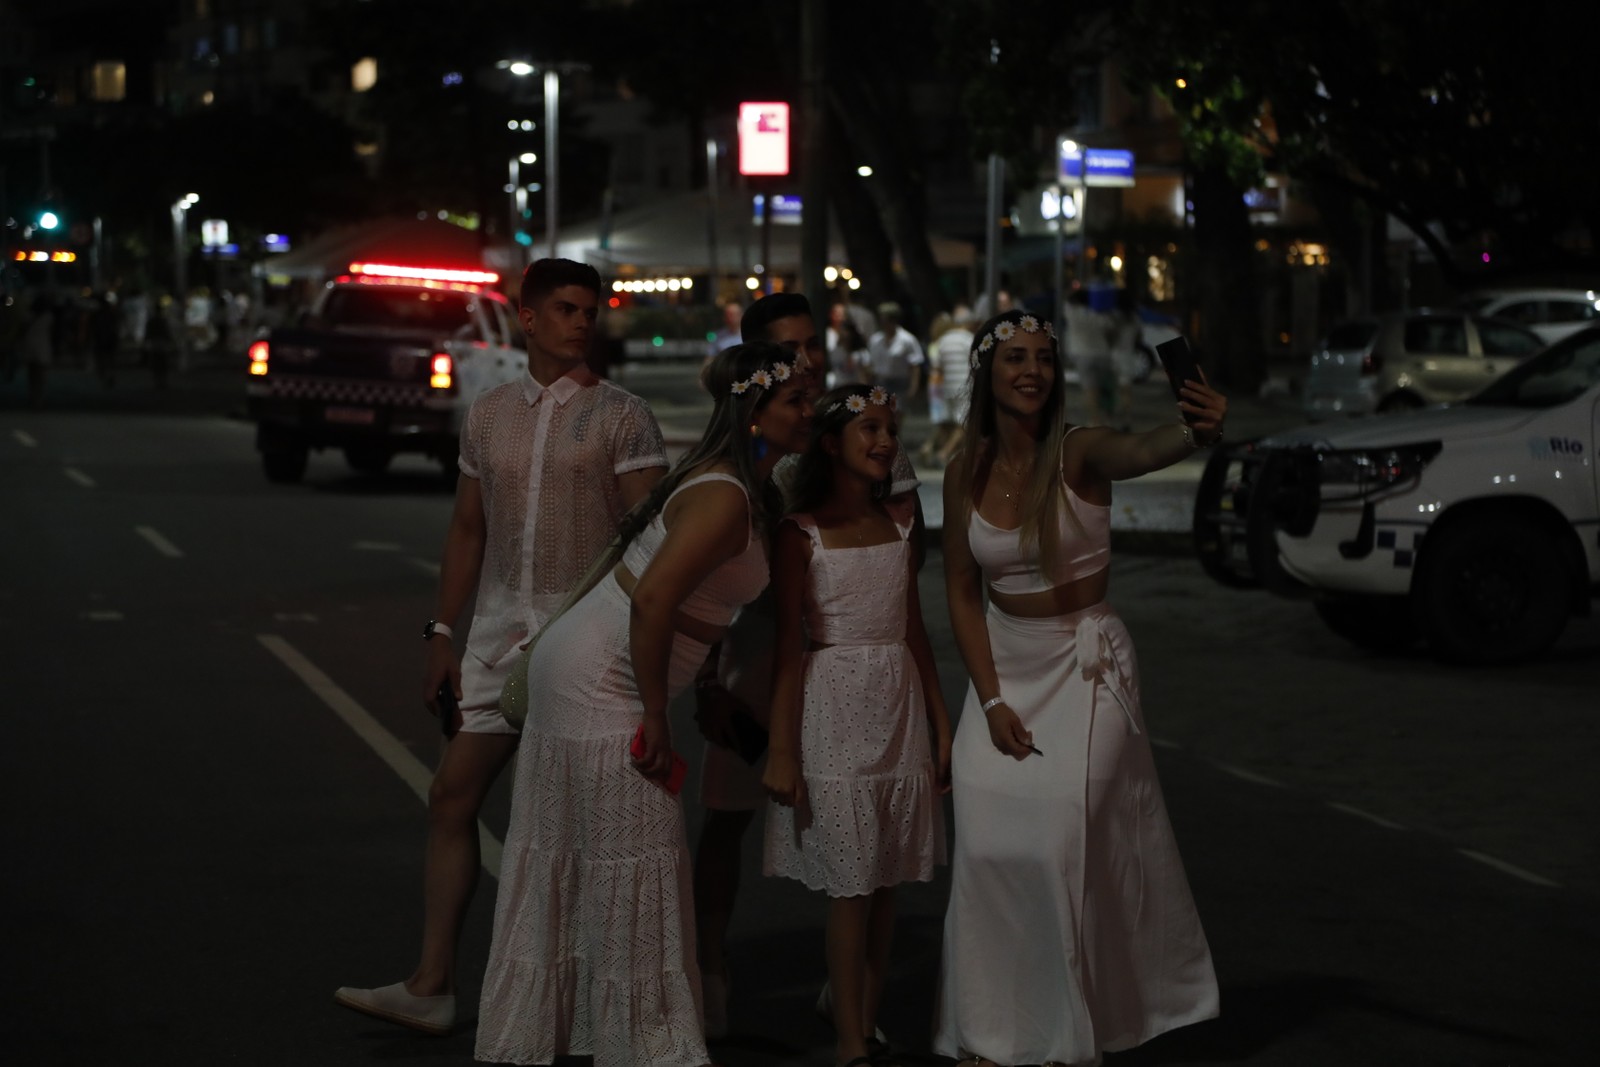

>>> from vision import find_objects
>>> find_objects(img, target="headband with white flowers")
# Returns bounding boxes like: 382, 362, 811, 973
970, 313, 1057, 368
729, 357, 796, 396
826, 385, 898, 417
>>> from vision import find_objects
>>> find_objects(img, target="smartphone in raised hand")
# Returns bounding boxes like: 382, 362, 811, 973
1155, 336, 1204, 425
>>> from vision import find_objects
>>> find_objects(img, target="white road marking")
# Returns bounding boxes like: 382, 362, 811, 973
1150, 736, 1179, 750
1194, 758, 1566, 893
408, 556, 442, 577
1210, 761, 1285, 788
1325, 801, 1407, 831
354, 541, 402, 551
1458, 849, 1562, 889
13, 430, 37, 447
272, 612, 320, 623
80, 610, 125, 621
63, 467, 96, 488
135, 525, 184, 558
256, 634, 502, 876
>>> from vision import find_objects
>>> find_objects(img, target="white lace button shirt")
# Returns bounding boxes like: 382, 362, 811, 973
458, 367, 667, 668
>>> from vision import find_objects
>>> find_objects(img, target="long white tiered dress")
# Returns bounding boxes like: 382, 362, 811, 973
476, 474, 768, 1067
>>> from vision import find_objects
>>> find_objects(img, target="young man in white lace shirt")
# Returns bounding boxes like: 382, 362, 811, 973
335, 259, 667, 1035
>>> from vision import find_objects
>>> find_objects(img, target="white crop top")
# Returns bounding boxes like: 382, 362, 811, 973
620, 472, 770, 627
967, 435, 1110, 594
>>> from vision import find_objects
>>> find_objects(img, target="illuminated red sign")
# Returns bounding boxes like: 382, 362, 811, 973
738, 102, 790, 177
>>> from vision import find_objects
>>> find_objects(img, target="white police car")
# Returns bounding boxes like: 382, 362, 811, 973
1194, 327, 1599, 664
246, 262, 526, 482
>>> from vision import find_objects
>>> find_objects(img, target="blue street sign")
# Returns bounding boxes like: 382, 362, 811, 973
1059, 144, 1136, 188
751, 193, 802, 225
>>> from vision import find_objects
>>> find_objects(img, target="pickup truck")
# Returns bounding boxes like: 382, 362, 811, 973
246, 263, 527, 482
1193, 326, 1599, 664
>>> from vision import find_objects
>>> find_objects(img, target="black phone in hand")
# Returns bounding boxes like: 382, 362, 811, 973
1155, 337, 1203, 425
436, 680, 460, 738
730, 709, 769, 765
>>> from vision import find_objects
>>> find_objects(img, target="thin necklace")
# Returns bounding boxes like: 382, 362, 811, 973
992, 455, 1030, 501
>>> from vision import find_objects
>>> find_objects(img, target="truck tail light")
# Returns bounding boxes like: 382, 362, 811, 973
430, 352, 454, 390
248, 340, 270, 376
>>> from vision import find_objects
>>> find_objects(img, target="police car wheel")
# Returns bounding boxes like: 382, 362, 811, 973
344, 446, 393, 475
262, 445, 308, 484
437, 443, 461, 487
1313, 596, 1419, 654
1415, 514, 1569, 665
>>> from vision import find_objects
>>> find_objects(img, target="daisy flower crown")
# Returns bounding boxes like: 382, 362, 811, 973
729, 357, 796, 396
970, 313, 1057, 368
826, 386, 898, 417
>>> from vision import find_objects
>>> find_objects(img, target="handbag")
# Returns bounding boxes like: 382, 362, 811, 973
498, 638, 539, 730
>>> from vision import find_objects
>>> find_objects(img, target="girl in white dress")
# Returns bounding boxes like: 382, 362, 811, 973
763, 384, 953, 1067
935, 310, 1226, 1067
478, 342, 815, 1067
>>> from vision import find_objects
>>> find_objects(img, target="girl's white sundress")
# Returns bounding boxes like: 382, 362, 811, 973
764, 496, 946, 896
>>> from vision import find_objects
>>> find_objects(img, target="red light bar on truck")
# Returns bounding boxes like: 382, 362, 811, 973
348, 262, 500, 285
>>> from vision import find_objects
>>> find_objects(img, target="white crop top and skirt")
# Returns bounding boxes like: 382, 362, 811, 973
476, 473, 769, 1067
933, 435, 1219, 1066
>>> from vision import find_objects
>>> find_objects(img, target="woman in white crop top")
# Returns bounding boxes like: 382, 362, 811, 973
478, 342, 815, 1067
933, 309, 1228, 1067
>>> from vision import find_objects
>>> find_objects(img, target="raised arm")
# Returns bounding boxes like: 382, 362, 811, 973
1077, 371, 1228, 483
628, 480, 752, 778
761, 521, 813, 808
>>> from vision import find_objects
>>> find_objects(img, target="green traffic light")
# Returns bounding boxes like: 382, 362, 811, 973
38, 211, 60, 230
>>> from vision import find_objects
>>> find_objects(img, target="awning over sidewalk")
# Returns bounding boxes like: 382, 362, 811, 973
254, 218, 495, 282
554, 191, 975, 274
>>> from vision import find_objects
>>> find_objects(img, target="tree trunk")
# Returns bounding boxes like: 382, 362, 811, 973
1189, 162, 1263, 391
827, 129, 896, 311
826, 85, 949, 328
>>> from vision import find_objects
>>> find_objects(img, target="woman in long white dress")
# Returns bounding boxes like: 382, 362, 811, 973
477, 342, 815, 1067
934, 310, 1225, 1066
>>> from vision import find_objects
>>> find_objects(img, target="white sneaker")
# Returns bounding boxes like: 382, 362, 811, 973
703, 971, 730, 1039
814, 981, 888, 1045
333, 981, 455, 1036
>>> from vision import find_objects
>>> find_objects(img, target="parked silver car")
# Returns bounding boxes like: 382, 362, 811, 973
1461, 287, 1600, 344
1303, 311, 1542, 416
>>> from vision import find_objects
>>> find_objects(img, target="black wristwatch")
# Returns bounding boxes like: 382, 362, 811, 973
423, 619, 455, 641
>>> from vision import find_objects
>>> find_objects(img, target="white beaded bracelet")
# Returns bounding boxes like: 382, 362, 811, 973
980, 696, 1006, 713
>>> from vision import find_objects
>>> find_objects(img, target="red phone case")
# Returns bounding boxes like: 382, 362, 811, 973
630, 724, 688, 796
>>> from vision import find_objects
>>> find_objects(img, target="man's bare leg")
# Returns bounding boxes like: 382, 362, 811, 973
407, 730, 519, 995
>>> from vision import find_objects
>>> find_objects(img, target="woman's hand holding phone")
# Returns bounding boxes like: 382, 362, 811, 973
630, 719, 687, 794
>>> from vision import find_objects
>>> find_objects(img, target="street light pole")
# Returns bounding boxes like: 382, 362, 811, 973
984, 153, 1003, 316
982, 40, 1003, 315
544, 70, 560, 259
507, 156, 520, 245
705, 138, 720, 293
171, 193, 197, 370
1054, 137, 1077, 322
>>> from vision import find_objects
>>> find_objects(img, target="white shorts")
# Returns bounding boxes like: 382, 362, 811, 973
458, 650, 521, 736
